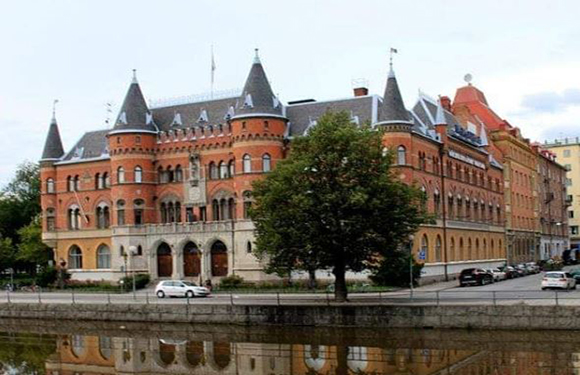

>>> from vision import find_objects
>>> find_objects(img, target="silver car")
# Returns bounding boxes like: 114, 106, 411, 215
155, 280, 211, 298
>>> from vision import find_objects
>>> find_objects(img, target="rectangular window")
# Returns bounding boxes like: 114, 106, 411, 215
570, 210, 575, 219
199, 206, 207, 222
186, 207, 195, 222
564, 150, 571, 157
567, 178, 573, 187
568, 195, 573, 203
566, 164, 572, 171
117, 209, 125, 226
571, 226, 579, 235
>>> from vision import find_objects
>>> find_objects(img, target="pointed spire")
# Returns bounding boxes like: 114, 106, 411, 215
234, 50, 283, 118
41, 104, 65, 161
377, 58, 412, 125
111, 71, 157, 133
435, 98, 447, 125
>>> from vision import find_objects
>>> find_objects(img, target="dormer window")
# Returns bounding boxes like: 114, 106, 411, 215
172, 113, 183, 126
242, 122, 247, 131
198, 109, 208, 123
264, 121, 269, 130
224, 106, 235, 120
273, 96, 280, 108
244, 94, 253, 108
118, 112, 127, 124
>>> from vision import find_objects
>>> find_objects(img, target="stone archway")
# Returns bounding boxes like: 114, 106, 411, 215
157, 243, 172, 278
183, 242, 201, 277
210, 241, 228, 277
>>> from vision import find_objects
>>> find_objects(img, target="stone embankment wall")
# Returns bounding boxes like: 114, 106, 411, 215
2, 303, 580, 330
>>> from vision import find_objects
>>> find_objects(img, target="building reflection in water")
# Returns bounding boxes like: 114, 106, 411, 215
37, 333, 578, 375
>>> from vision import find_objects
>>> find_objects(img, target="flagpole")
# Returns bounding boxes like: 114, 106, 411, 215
211, 45, 215, 99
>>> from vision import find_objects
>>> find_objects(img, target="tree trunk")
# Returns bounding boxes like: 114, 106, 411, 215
335, 345, 348, 375
308, 269, 317, 290
333, 263, 348, 302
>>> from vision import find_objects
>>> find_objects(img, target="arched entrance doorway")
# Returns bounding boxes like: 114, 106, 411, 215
157, 243, 172, 277
211, 241, 228, 277
183, 242, 201, 277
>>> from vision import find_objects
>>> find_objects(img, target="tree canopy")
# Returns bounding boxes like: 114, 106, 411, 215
250, 111, 427, 301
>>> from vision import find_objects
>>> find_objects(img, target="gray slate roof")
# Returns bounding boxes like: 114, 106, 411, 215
286, 96, 375, 137
235, 56, 282, 117
113, 81, 157, 132
152, 97, 238, 131
60, 129, 109, 162
377, 70, 412, 124
41, 117, 65, 160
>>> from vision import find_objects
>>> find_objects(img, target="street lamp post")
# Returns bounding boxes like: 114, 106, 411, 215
128, 245, 137, 300
409, 234, 415, 298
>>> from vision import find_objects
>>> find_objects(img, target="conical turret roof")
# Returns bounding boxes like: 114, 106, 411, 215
377, 68, 412, 125
234, 49, 283, 118
41, 115, 65, 160
111, 71, 157, 133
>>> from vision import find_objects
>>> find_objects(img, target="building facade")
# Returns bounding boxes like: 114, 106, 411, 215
544, 138, 580, 251
44, 51, 575, 284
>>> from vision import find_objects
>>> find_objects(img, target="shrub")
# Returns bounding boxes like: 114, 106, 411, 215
35, 266, 58, 287
370, 250, 423, 287
119, 273, 150, 292
219, 275, 245, 289
65, 280, 118, 291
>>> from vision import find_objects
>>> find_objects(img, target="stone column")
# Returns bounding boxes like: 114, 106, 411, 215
172, 244, 184, 279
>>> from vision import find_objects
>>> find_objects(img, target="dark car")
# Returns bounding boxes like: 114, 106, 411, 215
501, 266, 519, 279
459, 268, 494, 287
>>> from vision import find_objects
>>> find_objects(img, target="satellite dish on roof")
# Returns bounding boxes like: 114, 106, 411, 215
464, 73, 473, 84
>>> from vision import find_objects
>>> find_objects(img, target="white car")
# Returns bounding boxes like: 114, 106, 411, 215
155, 280, 211, 298
541, 272, 577, 290
485, 268, 507, 282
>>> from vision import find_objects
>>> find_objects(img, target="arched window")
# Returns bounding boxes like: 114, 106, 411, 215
228, 159, 235, 178
243, 154, 252, 173
459, 238, 464, 260
134, 199, 144, 225
447, 194, 454, 219
175, 165, 183, 182
157, 166, 164, 183
397, 146, 406, 165
247, 241, 252, 254
68, 206, 82, 230
103, 172, 110, 188
46, 208, 56, 231
95, 173, 101, 190
262, 154, 271, 172
435, 235, 442, 262
117, 200, 125, 226
175, 202, 181, 223
450, 237, 455, 261
434, 189, 441, 216
47, 178, 55, 193
67, 176, 73, 192
68, 245, 83, 269
209, 162, 218, 180
468, 238, 473, 260
421, 235, 428, 261
167, 166, 174, 183
243, 191, 253, 219
475, 238, 480, 259
483, 239, 487, 259
212, 199, 220, 221
74, 175, 80, 191
134, 166, 142, 183
219, 161, 228, 179
97, 245, 111, 269
117, 167, 125, 184
228, 197, 235, 220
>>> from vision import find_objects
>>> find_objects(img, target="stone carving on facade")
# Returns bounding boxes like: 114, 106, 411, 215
186, 152, 206, 205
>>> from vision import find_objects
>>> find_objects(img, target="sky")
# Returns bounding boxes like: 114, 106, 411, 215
1, 0, 580, 185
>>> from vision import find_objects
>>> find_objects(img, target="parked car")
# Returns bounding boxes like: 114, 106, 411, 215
485, 268, 507, 282
525, 262, 540, 274
541, 272, 576, 290
459, 268, 494, 287
514, 264, 527, 277
570, 268, 580, 281
503, 266, 519, 279
155, 280, 211, 298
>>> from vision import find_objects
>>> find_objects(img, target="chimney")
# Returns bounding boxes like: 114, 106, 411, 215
351, 78, 369, 97
440, 96, 452, 111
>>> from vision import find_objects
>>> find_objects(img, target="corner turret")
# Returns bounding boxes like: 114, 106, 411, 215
41, 111, 65, 161
110, 70, 157, 134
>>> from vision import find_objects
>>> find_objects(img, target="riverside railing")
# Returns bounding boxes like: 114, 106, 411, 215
2, 289, 580, 306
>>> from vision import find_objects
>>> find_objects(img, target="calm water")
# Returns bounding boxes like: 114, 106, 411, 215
0, 320, 578, 374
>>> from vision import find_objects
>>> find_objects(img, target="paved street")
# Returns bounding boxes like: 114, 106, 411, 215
0, 270, 579, 306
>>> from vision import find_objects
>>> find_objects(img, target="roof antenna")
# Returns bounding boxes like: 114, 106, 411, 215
389, 47, 398, 77
132, 69, 138, 84
52, 99, 59, 121
105, 102, 112, 125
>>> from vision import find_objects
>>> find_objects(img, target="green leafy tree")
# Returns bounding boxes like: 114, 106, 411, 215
0, 162, 40, 242
0, 237, 16, 273
369, 247, 424, 287
250, 111, 427, 301
17, 218, 51, 271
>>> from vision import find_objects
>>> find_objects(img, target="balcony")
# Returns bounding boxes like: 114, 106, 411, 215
112, 221, 237, 236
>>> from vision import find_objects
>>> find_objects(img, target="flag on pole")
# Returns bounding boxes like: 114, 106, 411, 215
211, 45, 216, 98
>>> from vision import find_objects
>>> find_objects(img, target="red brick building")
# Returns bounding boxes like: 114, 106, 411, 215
40, 52, 508, 283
